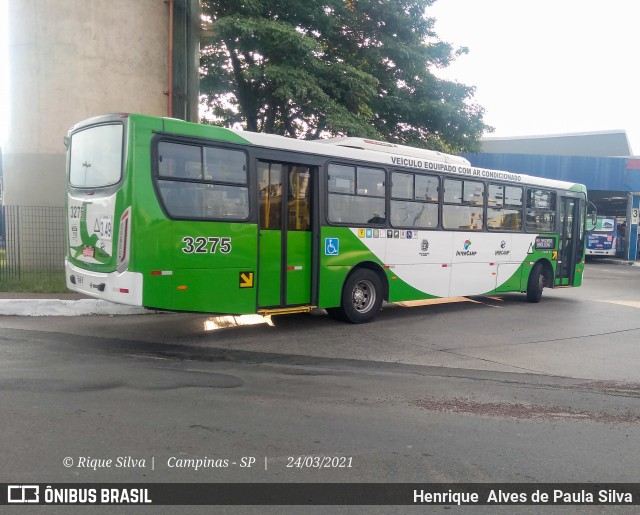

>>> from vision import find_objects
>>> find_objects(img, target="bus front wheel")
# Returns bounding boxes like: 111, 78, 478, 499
526, 263, 545, 303
335, 268, 383, 324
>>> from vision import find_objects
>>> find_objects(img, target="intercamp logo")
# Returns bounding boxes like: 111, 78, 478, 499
457, 239, 477, 257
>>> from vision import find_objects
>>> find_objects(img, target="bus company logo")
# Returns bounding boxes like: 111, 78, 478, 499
419, 239, 430, 257
457, 239, 477, 257
495, 240, 510, 256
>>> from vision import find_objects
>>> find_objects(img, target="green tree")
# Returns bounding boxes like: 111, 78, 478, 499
200, 0, 491, 153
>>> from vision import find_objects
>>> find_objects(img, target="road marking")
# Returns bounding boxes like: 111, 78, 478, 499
600, 300, 640, 309
125, 354, 170, 360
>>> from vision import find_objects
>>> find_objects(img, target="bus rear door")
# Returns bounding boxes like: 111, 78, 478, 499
257, 160, 313, 309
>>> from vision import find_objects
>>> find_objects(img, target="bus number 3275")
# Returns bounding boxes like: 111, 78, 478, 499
181, 236, 232, 255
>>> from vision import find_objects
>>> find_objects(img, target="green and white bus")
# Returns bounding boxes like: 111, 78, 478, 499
65, 113, 588, 323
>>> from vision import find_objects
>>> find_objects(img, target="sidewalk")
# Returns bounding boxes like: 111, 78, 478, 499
0, 291, 151, 316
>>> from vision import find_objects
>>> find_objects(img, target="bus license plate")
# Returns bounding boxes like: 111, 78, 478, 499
82, 246, 95, 258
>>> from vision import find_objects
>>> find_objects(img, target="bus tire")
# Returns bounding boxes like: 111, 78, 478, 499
526, 263, 545, 303
339, 268, 383, 324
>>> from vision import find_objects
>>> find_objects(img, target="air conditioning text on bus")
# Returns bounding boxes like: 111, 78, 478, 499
390, 156, 522, 183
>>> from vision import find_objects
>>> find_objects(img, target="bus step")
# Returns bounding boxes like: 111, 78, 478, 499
258, 306, 316, 316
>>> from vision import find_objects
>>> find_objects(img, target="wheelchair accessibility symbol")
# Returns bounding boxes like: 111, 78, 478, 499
325, 237, 339, 256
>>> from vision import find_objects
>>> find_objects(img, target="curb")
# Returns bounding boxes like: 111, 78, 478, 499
0, 299, 152, 317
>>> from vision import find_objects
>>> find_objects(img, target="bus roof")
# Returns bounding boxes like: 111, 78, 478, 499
212, 124, 585, 193
314, 137, 471, 166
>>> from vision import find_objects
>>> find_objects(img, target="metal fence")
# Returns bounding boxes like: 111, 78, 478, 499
0, 205, 66, 284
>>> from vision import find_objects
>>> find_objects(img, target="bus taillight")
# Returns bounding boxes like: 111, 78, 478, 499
117, 207, 132, 272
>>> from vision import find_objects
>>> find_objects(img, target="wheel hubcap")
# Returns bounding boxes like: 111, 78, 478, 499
352, 280, 375, 313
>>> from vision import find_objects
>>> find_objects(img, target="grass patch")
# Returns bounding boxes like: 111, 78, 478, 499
0, 272, 69, 293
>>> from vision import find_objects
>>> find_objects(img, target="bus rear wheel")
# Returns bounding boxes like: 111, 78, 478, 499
526, 263, 545, 303
337, 268, 383, 324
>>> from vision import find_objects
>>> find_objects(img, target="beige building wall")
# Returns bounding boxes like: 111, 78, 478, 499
2, 0, 199, 276
4, 0, 172, 207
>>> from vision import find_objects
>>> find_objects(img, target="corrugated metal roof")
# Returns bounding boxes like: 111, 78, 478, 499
462, 153, 640, 192
481, 131, 632, 157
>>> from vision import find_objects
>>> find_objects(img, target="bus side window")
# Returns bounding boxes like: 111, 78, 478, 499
526, 189, 556, 232
390, 171, 439, 228
487, 183, 523, 231
158, 181, 201, 218
327, 164, 386, 225
443, 179, 484, 230
155, 141, 249, 221
205, 147, 247, 184
158, 142, 202, 179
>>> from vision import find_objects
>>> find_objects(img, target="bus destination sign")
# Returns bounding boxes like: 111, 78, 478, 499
535, 237, 556, 250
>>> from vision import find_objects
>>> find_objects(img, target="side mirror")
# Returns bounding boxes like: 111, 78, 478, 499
586, 201, 597, 231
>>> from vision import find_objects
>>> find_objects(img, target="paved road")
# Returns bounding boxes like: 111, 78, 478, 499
0, 262, 639, 512
3, 261, 640, 380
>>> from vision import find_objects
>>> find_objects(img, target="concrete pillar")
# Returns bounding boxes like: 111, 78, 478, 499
4, 0, 173, 207
1, 0, 199, 275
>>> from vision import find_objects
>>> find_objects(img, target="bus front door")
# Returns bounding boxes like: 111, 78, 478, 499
556, 196, 583, 285
257, 161, 312, 308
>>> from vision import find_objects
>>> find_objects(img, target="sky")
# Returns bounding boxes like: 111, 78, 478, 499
429, 0, 640, 154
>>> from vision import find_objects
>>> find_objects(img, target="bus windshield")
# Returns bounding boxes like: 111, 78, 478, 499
594, 217, 615, 232
69, 124, 123, 188
586, 216, 619, 256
